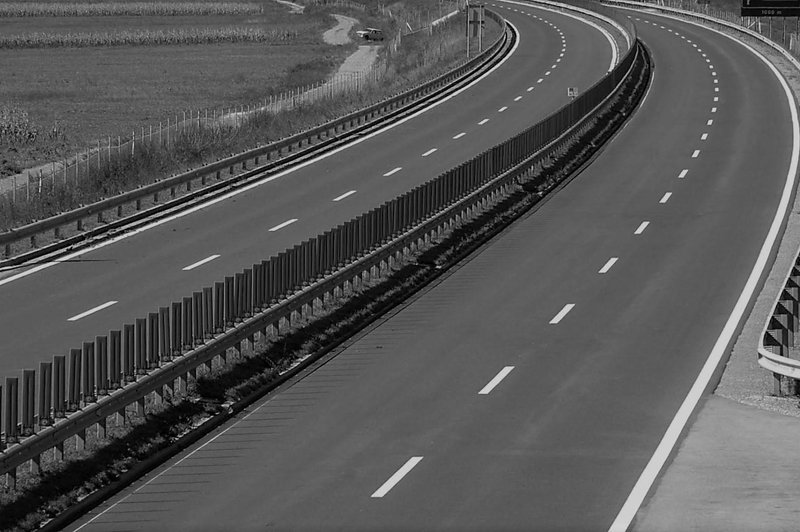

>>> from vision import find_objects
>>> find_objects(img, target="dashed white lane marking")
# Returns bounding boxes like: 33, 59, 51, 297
422, 148, 438, 157
453, 132, 466, 139
551, 64, 557, 68
479, 118, 490, 125
659, 192, 672, 204
498, 106, 508, 112
714, 87, 720, 92
371, 457, 424, 498
550, 303, 575, 324
692, 149, 701, 158
182, 254, 221, 271
711, 107, 717, 112
714, 96, 719, 102
68, 301, 118, 322
707, 119, 714, 126
679, 169, 688, 179
269, 218, 298, 231
714, 79, 719, 83
333, 190, 357, 202
514, 96, 522, 101
701, 133, 709, 140
537, 78, 544, 83
545, 71, 551, 76
527, 86, 534, 92
384, 167, 402, 177
634, 221, 650, 235
712, 71, 717, 76
598, 257, 618, 274
559, 52, 564, 57
478, 366, 515, 395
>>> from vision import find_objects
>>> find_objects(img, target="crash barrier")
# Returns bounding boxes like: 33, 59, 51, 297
602, 1, 800, 393
0, 11, 646, 486
0, 9, 509, 266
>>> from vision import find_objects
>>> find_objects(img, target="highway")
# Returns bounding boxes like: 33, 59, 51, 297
0, 2, 615, 379
67, 5, 798, 532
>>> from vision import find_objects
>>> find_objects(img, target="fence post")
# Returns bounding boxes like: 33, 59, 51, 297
123, 323, 135, 382
135, 318, 147, 375
159, 306, 171, 362
39, 362, 52, 427
110, 330, 122, 389
148, 312, 160, 368
96, 336, 108, 395
5, 378, 19, 445
182, 296, 193, 349
22, 370, 35, 436
214, 282, 225, 332
82, 342, 96, 403
68, 349, 81, 411
171, 301, 182, 357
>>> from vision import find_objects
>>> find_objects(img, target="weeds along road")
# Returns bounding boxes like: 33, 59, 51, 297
64, 7, 799, 532
0, 3, 615, 378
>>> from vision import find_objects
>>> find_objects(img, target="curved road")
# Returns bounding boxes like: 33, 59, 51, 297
68, 5, 797, 532
0, 3, 614, 379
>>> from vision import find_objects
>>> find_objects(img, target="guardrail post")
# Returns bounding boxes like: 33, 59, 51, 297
123, 323, 135, 382
82, 342, 96, 403
39, 362, 52, 427
253, 263, 263, 312
171, 301, 182, 356
5, 377, 19, 445
68, 348, 81, 412
53, 355, 66, 418
245, 268, 253, 317
203, 287, 213, 339
135, 318, 147, 375
148, 312, 160, 368
182, 296, 193, 350
96, 336, 108, 396
22, 369, 35, 436
214, 282, 224, 332
234, 273, 244, 322
159, 307, 171, 362
110, 330, 121, 389
193, 292, 203, 344
224, 276, 235, 327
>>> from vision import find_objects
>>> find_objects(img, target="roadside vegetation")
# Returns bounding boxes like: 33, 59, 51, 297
0, 0, 488, 230
0, 1, 263, 16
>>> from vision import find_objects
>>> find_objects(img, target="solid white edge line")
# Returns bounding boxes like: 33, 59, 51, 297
0, 22, 523, 287
634, 221, 649, 235
67, 300, 118, 322
478, 366, 515, 394
332, 190, 357, 202
549, 303, 575, 324
371, 457, 424, 498
598, 257, 618, 274
608, 7, 800, 532
269, 218, 298, 232
182, 254, 221, 271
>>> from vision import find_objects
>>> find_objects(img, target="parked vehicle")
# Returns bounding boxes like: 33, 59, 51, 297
356, 28, 384, 41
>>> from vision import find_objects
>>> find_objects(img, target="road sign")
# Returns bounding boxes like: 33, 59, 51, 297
741, 0, 800, 17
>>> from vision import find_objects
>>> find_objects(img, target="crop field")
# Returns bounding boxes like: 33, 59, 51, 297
0, 0, 351, 176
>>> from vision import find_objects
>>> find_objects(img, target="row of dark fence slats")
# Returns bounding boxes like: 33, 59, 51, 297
1, 33, 642, 448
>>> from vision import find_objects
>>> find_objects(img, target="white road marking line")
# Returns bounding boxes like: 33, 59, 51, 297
333, 190, 357, 202
608, 20, 800, 530
527, 86, 534, 92
514, 96, 522, 101
659, 192, 672, 204
269, 218, 298, 231
707, 119, 713, 125
714, 96, 719, 101
701, 133, 708, 140
711, 107, 717, 112
68, 301, 118, 322
714, 78, 719, 83
692, 149, 701, 158
498, 106, 508, 112
634, 221, 650, 235
598, 257, 618, 274
479, 118, 490, 125
702, 53, 707, 57
559, 52, 564, 57
692, 43, 697, 47
422, 148, 438, 157
549, 303, 575, 324
384, 167, 402, 176
551, 64, 557, 68
679, 169, 688, 179
698, 48, 702, 52
453, 132, 466, 139
712, 71, 717, 76
182, 254, 221, 271
478, 366, 515, 395
371, 457, 424, 498
537, 78, 544, 83
709, 64, 714, 69
545, 71, 551, 76
715, 86, 720, 92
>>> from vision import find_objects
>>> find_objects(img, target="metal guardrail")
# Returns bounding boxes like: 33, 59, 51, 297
0, 5, 646, 486
602, 1, 800, 393
0, 9, 508, 267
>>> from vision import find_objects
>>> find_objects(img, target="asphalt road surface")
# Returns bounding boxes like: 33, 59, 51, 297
0, 2, 614, 380
67, 6, 797, 532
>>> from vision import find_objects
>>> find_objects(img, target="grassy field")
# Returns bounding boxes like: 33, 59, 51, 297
0, 0, 350, 176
